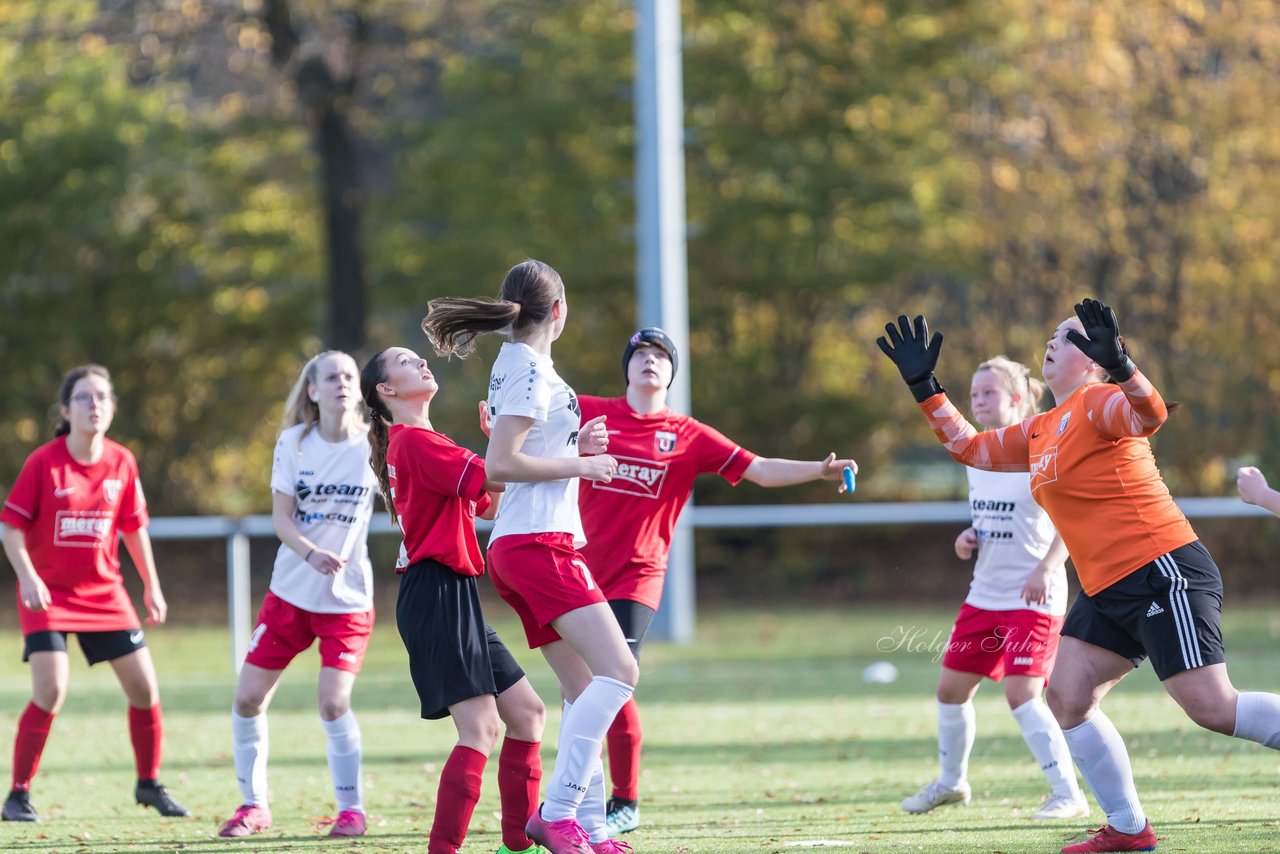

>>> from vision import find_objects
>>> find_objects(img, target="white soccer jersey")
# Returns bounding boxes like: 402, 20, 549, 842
487, 341, 586, 546
964, 466, 1067, 615
268, 423, 377, 613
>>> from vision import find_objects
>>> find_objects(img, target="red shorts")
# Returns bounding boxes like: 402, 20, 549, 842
941, 603, 1064, 681
243, 590, 374, 673
487, 532, 606, 649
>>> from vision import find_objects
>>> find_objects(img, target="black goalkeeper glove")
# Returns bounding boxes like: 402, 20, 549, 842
877, 314, 945, 403
1064, 298, 1136, 382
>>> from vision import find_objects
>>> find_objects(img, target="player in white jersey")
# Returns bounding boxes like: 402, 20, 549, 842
218, 352, 378, 839
423, 259, 635, 854
901, 357, 1087, 820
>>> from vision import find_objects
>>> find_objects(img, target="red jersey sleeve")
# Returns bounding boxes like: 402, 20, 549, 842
691, 420, 756, 485
1, 449, 44, 531
116, 452, 149, 533
404, 431, 488, 501
919, 393, 1034, 472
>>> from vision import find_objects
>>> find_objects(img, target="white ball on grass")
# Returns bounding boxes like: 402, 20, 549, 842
862, 661, 899, 684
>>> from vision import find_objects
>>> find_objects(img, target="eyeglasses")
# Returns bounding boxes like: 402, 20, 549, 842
70, 392, 113, 405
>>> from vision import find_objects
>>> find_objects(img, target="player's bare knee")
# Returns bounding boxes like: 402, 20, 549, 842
1045, 683, 1090, 727
603, 658, 639, 688
513, 699, 546, 743
1186, 702, 1236, 735
318, 696, 351, 721
32, 687, 66, 715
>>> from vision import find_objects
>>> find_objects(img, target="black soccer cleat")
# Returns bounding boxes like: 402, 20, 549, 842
1, 789, 39, 822
135, 780, 191, 817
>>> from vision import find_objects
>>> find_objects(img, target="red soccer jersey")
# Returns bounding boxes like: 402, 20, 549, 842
577, 396, 757, 608
387, 424, 491, 576
919, 373, 1197, 595
1, 437, 150, 633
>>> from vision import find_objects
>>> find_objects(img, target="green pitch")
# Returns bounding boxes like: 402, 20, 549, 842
0, 605, 1277, 853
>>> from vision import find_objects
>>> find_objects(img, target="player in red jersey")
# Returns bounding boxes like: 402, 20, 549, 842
879, 299, 1280, 853
0, 364, 188, 823
579, 328, 856, 835
362, 345, 546, 854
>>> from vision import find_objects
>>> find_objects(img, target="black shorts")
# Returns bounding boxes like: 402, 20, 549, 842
396, 559, 525, 720
1062, 540, 1225, 680
608, 599, 656, 663
23, 628, 147, 666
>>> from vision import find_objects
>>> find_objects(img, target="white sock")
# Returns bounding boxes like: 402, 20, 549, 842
322, 710, 363, 812
1232, 692, 1280, 748
1012, 698, 1081, 798
936, 700, 975, 789
578, 758, 608, 842
542, 676, 634, 821
231, 710, 269, 806
1062, 712, 1145, 834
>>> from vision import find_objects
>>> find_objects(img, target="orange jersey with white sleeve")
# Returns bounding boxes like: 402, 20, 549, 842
919, 372, 1197, 595
1, 436, 149, 632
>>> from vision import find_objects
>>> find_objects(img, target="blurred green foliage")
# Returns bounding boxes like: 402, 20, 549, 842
2, 0, 1279, 522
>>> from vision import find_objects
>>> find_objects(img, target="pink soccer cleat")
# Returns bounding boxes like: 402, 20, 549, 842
1060, 821, 1158, 853
217, 803, 272, 838
325, 808, 368, 837
590, 839, 634, 853
525, 804, 592, 854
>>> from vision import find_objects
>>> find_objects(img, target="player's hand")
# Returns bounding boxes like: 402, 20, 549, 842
19, 576, 51, 613
1020, 563, 1053, 606
877, 315, 944, 402
1065, 298, 1135, 382
306, 547, 345, 575
817, 454, 858, 492
144, 586, 168, 625
580, 453, 619, 483
954, 528, 978, 560
478, 400, 493, 438
578, 414, 610, 456
1237, 466, 1271, 506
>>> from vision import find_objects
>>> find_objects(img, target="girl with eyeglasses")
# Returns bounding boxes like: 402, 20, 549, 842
0, 364, 189, 823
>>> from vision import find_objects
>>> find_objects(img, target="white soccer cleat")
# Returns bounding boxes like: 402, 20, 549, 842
900, 779, 972, 813
1032, 792, 1090, 820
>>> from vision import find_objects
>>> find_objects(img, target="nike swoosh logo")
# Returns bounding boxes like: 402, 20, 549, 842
54, 487, 75, 497
130, 630, 144, 644
1030, 432, 1042, 439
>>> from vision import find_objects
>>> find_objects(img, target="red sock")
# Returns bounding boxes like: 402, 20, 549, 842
607, 697, 642, 801
428, 745, 486, 854
498, 737, 542, 850
128, 704, 162, 781
12, 702, 55, 791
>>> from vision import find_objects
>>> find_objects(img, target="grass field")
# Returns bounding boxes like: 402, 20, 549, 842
0, 605, 1278, 853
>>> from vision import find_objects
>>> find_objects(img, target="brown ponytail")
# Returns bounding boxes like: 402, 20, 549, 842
422, 259, 564, 358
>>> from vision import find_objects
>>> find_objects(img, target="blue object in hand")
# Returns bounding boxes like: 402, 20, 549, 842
843, 466, 856, 494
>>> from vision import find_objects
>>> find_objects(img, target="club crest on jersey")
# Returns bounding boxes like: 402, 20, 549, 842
103, 478, 122, 504
1057, 411, 1071, 436
654, 431, 678, 454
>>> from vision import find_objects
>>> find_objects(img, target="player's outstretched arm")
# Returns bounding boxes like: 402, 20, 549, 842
1238, 466, 1280, 517
742, 453, 857, 490
876, 314, 945, 402
1067, 297, 1168, 437
878, 312, 1032, 472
